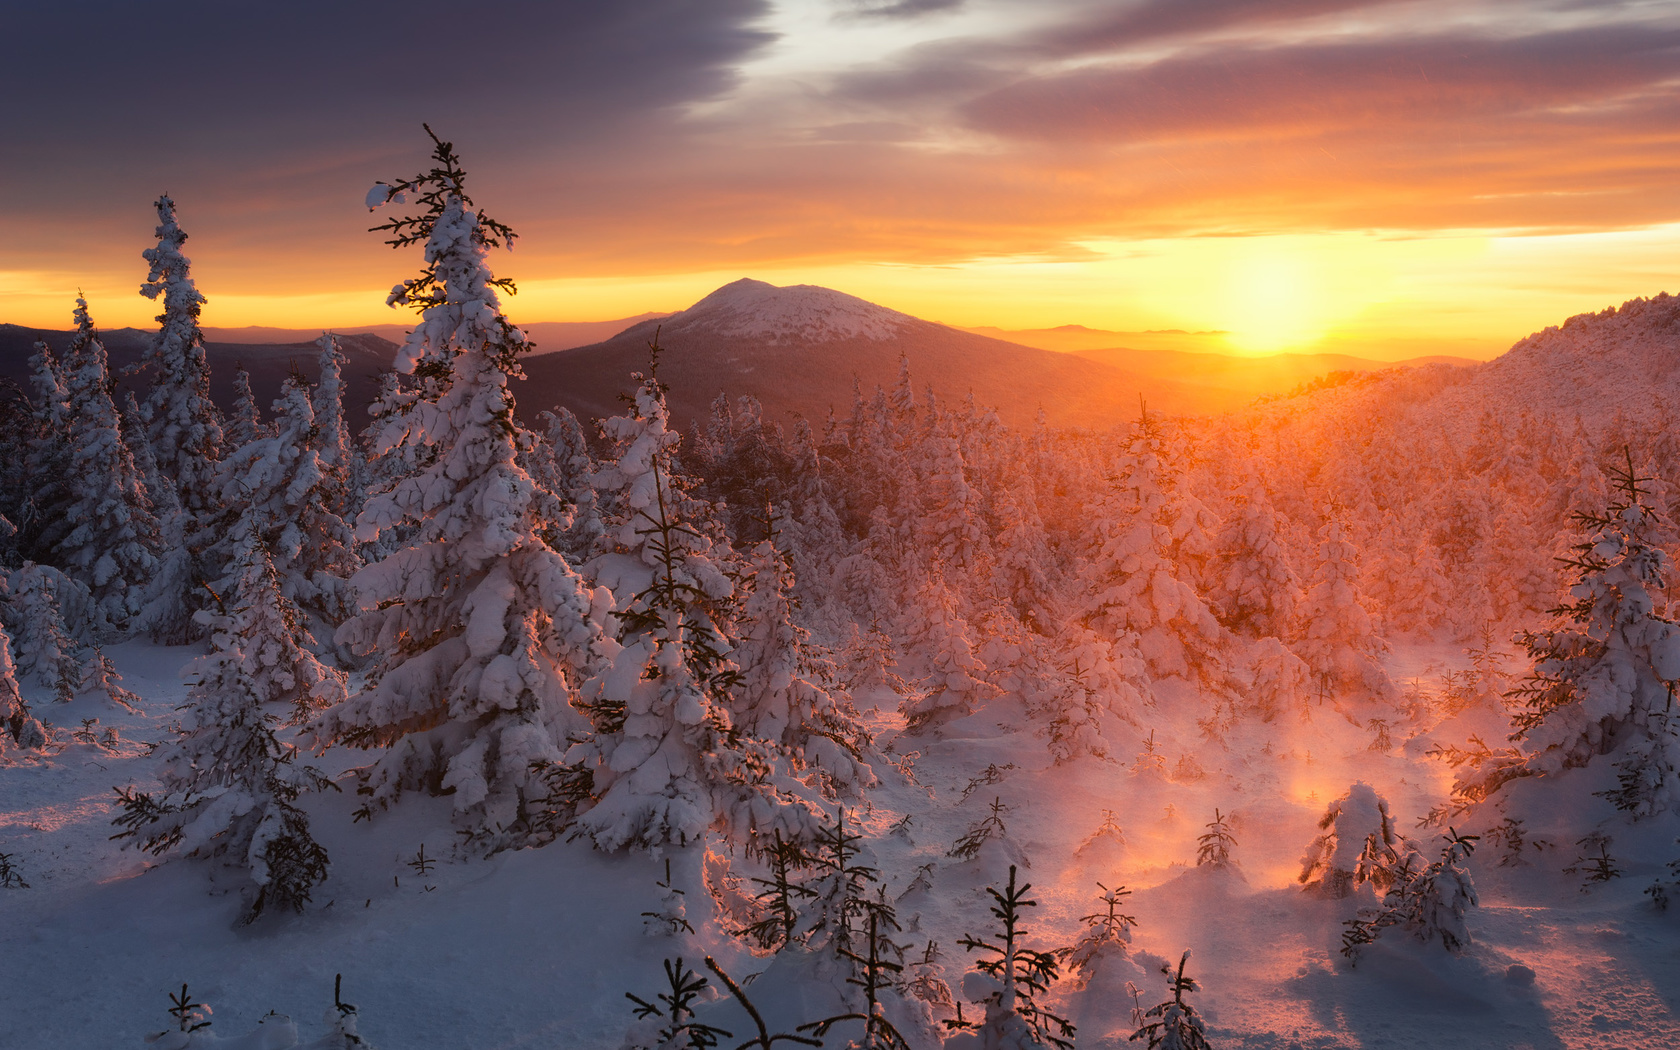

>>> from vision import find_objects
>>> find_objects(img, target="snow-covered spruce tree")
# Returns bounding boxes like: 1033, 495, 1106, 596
943, 864, 1074, 1050
225, 364, 264, 451
1208, 473, 1299, 638
521, 406, 603, 562
210, 504, 347, 721
1298, 782, 1406, 898
135, 195, 225, 644
0, 619, 46, 754
53, 297, 162, 631
311, 334, 360, 526
1131, 951, 1213, 1050
567, 360, 818, 852
125, 389, 180, 522
1065, 883, 1138, 987
1081, 405, 1231, 688
307, 128, 607, 845
21, 339, 75, 563
211, 373, 359, 623
2, 563, 87, 699
1296, 514, 1395, 702
1341, 829, 1480, 961
913, 414, 991, 582
995, 619, 1143, 764
137, 194, 225, 515
897, 565, 997, 734
112, 528, 334, 923
1196, 810, 1237, 870
1500, 452, 1680, 815
731, 518, 875, 798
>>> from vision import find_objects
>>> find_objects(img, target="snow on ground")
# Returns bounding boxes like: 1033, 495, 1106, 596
3, 640, 1678, 1049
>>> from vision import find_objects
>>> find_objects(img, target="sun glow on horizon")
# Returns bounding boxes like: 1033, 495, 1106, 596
5, 225, 1679, 365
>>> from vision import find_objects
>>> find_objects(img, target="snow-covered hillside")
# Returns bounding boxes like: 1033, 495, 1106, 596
660, 278, 916, 344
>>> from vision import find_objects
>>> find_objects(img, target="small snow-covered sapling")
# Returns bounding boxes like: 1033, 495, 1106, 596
1129, 951, 1212, 1050
1652, 841, 1680, 912
904, 940, 955, 1012
1565, 834, 1623, 889
1340, 828, 1480, 962
1075, 809, 1126, 856
84, 646, 140, 711
1196, 810, 1237, 870
946, 864, 1075, 1050
643, 858, 696, 937
958, 763, 1016, 803
309, 973, 375, 1050
797, 904, 913, 1050
947, 797, 1010, 861
740, 830, 814, 951
795, 807, 888, 963
1066, 882, 1138, 983
1483, 817, 1549, 867
1132, 730, 1168, 777
168, 984, 212, 1035
1366, 719, 1393, 752
625, 958, 731, 1050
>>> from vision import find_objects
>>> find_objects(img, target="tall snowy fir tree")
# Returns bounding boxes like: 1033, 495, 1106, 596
135, 195, 224, 643
1504, 453, 1680, 815
521, 406, 603, 562
729, 520, 875, 798
311, 333, 359, 527
307, 129, 607, 844
225, 365, 264, 451
2, 563, 86, 697
1081, 407, 1230, 687
54, 297, 161, 631
136, 194, 224, 515
211, 505, 347, 720
0, 618, 45, 753
566, 365, 819, 852
211, 373, 359, 623
112, 516, 334, 922
1297, 515, 1396, 702
1209, 472, 1299, 639
22, 340, 74, 564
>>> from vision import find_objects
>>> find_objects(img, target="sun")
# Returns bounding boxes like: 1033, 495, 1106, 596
1220, 251, 1329, 354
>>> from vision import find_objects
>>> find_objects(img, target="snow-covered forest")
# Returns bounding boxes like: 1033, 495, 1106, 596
3, 132, 1679, 1050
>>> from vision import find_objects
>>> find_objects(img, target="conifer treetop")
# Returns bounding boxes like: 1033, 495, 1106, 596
367, 125, 526, 376
137, 194, 223, 514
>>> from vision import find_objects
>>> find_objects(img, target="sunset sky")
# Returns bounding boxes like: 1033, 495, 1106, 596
5, 0, 1680, 358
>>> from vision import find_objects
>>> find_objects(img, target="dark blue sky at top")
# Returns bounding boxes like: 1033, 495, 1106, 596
1, 0, 773, 273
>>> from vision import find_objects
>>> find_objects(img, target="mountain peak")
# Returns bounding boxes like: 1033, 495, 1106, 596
669, 278, 915, 344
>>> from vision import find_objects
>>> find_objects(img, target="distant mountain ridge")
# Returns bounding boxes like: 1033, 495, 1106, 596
1249, 292, 1680, 443
514, 279, 1218, 431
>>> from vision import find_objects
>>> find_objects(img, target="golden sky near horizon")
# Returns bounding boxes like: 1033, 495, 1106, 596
5, 1, 1680, 360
